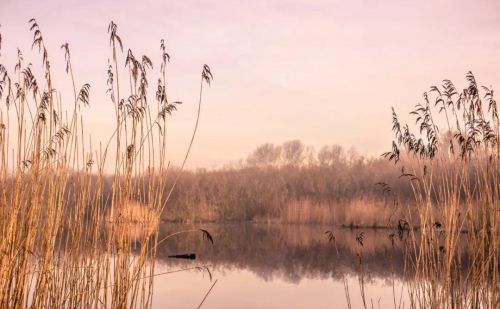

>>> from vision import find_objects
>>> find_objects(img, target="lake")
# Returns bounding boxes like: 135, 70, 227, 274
147, 223, 411, 308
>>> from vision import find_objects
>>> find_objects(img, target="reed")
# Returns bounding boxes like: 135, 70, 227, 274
384, 72, 499, 308
0, 20, 212, 308
159, 152, 413, 225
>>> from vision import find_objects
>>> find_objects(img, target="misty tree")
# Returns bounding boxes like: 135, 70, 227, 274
305, 145, 317, 166
282, 140, 305, 166
346, 146, 364, 166
317, 144, 345, 166
247, 143, 282, 167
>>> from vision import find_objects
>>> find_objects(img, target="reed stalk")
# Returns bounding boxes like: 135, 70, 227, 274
0, 20, 212, 308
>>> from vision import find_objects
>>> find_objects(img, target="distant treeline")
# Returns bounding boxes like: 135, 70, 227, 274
161, 140, 413, 225
11, 139, 482, 226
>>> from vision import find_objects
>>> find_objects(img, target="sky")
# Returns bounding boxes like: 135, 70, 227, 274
1, 0, 500, 169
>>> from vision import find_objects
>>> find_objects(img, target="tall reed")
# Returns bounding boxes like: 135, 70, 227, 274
384, 72, 499, 308
0, 20, 212, 308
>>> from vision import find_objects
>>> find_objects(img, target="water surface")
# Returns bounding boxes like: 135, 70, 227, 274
149, 223, 410, 308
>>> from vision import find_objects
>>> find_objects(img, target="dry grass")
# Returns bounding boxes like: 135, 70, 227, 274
160, 157, 414, 224
385, 72, 499, 308
106, 201, 159, 224
277, 199, 336, 224
0, 20, 212, 308
340, 197, 406, 229
251, 197, 405, 227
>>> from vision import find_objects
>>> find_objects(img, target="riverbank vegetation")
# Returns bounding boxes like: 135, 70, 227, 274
0, 20, 212, 308
382, 72, 499, 308
147, 136, 487, 229
162, 143, 411, 225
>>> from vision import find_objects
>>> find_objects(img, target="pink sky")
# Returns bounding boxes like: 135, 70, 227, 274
1, 0, 500, 169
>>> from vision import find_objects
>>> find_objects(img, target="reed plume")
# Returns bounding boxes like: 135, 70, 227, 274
384, 72, 499, 308
0, 19, 212, 308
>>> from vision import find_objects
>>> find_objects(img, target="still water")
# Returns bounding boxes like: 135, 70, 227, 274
148, 223, 410, 308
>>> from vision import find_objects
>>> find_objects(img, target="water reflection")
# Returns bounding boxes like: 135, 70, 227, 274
153, 224, 407, 281
148, 223, 411, 308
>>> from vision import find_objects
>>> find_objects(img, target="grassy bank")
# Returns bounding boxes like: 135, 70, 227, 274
154, 154, 414, 225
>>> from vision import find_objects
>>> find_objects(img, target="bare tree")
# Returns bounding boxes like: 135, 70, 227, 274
282, 140, 305, 166
305, 145, 317, 166
347, 146, 363, 166
318, 144, 344, 166
247, 143, 282, 167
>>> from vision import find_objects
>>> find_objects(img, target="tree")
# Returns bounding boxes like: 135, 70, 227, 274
347, 146, 364, 166
247, 143, 282, 167
282, 140, 305, 166
317, 144, 345, 166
